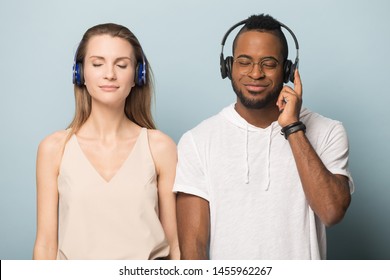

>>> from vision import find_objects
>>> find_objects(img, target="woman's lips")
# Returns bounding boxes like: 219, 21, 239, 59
99, 85, 119, 92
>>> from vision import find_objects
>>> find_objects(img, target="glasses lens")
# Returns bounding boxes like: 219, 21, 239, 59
235, 58, 253, 74
261, 58, 278, 70
234, 57, 279, 74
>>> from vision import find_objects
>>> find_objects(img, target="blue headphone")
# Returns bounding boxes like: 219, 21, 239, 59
72, 46, 146, 87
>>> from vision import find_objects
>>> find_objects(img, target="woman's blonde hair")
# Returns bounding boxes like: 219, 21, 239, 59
67, 23, 156, 137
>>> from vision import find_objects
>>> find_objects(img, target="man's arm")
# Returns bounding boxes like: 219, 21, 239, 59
288, 130, 351, 227
176, 193, 210, 259
277, 70, 351, 227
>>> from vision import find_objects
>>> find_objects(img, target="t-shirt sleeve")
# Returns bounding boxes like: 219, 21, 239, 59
173, 131, 210, 201
319, 122, 355, 193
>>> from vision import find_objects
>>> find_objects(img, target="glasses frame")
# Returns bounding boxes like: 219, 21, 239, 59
233, 56, 281, 75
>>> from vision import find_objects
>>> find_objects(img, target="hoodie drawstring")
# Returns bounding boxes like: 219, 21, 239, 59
264, 125, 273, 191
245, 122, 249, 184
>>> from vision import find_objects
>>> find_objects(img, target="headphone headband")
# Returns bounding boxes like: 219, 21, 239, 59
277, 21, 300, 68
220, 18, 300, 82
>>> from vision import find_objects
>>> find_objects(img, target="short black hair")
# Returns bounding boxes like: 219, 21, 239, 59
232, 14, 289, 61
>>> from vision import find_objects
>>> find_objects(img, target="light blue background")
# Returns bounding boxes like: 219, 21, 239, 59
0, 0, 389, 260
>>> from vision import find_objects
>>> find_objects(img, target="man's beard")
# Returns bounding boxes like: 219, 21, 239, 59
232, 80, 282, 109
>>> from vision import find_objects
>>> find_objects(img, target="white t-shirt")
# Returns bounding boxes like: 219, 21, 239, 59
174, 104, 354, 260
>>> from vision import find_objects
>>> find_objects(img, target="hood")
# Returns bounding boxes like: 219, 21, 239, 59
220, 103, 309, 189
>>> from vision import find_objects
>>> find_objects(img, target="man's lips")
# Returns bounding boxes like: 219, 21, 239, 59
244, 83, 268, 92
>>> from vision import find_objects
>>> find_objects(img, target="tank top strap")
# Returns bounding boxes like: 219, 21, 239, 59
138, 127, 150, 152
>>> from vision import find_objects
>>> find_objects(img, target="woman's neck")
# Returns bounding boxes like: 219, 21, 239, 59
78, 104, 137, 140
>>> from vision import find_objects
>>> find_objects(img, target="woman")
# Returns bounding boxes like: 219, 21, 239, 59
33, 23, 179, 259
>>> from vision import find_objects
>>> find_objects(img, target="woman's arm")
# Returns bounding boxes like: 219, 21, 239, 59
33, 131, 66, 260
149, 130, 180, 260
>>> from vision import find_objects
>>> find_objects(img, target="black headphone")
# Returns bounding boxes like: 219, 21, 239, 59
220, 19, 299, 83
72, 46, 146, 87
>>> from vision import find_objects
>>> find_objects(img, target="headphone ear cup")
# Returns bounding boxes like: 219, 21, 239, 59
220, 55, 228, 79
135, 62, 145, 86
225, 56, 233, 80
73, 62, 84, 86
288, 63, 297, 83
283, 60, 292, 83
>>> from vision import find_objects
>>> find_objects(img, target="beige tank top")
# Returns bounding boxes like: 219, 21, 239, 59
57, 128, 169, 259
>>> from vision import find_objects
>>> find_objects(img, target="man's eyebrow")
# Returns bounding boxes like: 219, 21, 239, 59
236, 54, 280, 62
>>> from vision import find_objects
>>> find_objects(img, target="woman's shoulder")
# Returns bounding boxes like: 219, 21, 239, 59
146, 129, 177, 165
37, 130, 70, 158
146, 129, 176, 150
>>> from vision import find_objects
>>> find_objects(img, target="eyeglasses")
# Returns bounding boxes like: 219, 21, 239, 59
233, 57, 280, 75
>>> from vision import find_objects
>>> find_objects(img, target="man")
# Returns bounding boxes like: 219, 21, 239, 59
174, 14, 353, 260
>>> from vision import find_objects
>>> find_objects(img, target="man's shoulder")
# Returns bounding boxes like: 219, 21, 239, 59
301, 108, 342, 127
188, 106, 231, 133
301, 108, 347, 142
193, 113, 224, 132
178, 105, 231, 145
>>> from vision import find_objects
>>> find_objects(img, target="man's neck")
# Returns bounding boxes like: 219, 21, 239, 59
234, 101, 280, 128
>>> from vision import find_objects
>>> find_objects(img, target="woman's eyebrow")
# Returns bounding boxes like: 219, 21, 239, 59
88, 56, 133, 62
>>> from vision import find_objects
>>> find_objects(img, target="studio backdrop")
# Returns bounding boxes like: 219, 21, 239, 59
0, 0, 389, 259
